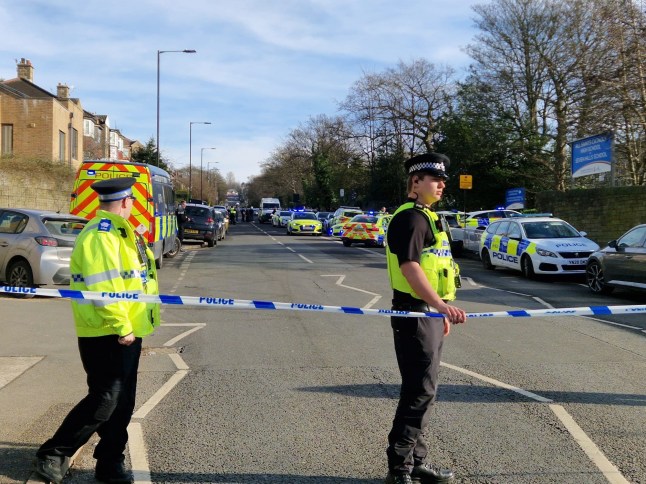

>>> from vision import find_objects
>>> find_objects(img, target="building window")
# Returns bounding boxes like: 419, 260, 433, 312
71, 128, 78, 160
59, 130, 66, 161
1, 124, 13, 155
83, 119, 94, 136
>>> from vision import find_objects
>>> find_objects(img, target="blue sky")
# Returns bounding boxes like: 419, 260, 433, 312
0, 0, 482, 182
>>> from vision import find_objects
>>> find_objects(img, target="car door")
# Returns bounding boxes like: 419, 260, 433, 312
0, 210, 29, 276
605, 226, 646, 286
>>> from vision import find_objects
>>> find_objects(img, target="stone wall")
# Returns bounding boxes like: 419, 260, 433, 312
536, 186, 646, 246
0, 163, 75, 213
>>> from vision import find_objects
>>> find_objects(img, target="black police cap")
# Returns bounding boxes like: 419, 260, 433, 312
91, 177, 137, 202
405, 153, 450, 179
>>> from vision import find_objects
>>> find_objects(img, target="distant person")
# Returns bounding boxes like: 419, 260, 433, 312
176, 200, 188, 252
34, 178, 161, 484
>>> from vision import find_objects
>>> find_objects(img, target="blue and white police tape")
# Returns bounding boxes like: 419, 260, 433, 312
3, 285, 646, 319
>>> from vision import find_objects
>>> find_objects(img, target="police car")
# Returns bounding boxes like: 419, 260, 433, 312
340, 213, 392, 247
286, 211, 322, 236
479, 217, 600, 278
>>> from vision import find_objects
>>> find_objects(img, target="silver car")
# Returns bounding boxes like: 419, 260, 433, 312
586, 224, 646, 294
0, 208, 87, 287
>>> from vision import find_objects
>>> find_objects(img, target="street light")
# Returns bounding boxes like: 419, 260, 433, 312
189, 121, 211, 199
156, 49, 196, 167
200, 147, 217, 200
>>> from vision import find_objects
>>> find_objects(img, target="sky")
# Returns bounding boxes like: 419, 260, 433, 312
0, 0, 483, 183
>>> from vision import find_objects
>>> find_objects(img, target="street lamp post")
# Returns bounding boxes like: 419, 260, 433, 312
200, 147, 217, 200
189, 121, 211, 199
156, 49, 196, 167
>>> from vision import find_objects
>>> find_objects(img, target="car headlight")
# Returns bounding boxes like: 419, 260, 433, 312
536, 248, 558, 258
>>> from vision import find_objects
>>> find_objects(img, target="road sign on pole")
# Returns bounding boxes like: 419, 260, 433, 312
459, 175, 472, 190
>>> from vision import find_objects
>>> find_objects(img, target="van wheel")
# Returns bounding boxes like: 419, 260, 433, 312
155, 254, 163, 269
481, 249, 495, 270
165, 238, 180, 258
521, 255, 535, 279
7, 260, 36, 298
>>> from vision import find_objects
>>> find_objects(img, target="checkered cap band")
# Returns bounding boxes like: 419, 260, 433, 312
408, 162, 445, 174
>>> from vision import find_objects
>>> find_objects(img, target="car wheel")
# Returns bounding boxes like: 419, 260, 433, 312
7, 259, 36, 298
521, 255, 535, 279
342, 239, 352, 247
165, 237, 180, 258
586, 260, 614, 294
481, 249, 495, 270
207, 237, 215, 247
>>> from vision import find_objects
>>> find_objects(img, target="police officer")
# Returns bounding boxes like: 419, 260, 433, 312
384, 153, 467, 484
35, 178, 161, 484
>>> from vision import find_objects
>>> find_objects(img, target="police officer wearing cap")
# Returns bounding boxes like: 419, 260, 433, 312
35, 178, 161, 484
384, 153, 467, 484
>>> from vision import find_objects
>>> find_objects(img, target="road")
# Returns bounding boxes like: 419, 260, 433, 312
1, 221, 644, 483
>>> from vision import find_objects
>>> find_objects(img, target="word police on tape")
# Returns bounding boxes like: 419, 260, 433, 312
3, 286, 646, 320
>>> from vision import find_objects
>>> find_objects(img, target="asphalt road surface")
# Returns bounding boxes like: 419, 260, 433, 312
1, 221, 644, 484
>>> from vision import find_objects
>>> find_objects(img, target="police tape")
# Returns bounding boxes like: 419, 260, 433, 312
3, 285, 646, 320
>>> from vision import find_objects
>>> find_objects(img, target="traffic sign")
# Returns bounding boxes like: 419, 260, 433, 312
459, 175, 472, 190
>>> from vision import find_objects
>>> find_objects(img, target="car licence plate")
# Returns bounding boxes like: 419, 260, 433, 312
302, 226, 313, 231
571, 258, 587, 265
185, 229, 198, 234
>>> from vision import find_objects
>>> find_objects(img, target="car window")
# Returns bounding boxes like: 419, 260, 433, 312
293, 212, 317, 220
495, 221, 510, 235
280, 211, 291, 216
0, 211, 29, 234
523, 221, 579, 239
44, 219, 87, 236
185, 206, 210, 217
507, 223, 522, 239
618, 226, 646, 248
485, 222, 499, 234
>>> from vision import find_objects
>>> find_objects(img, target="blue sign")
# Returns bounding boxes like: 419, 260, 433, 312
505, 188, 525, 210
571, 133, 613, 178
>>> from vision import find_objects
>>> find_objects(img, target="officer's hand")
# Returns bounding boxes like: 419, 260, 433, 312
437, 302, 467, 325
118, 333, 135, 346
443, 317, 451, 336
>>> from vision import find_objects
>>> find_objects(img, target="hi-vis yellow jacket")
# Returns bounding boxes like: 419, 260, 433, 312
386, 202, 460, 301
70, 210, 160, 337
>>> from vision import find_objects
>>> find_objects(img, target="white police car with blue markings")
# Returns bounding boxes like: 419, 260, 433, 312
479, 217, 600, 278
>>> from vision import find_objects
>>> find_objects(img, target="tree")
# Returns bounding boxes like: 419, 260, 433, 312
130, 136, 172, 172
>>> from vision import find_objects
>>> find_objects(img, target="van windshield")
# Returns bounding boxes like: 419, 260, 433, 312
263, 203, 280, 209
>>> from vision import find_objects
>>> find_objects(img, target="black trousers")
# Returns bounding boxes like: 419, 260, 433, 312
387, 315, 445, 473
178, 224, 185, 243
37, 335, 142, 464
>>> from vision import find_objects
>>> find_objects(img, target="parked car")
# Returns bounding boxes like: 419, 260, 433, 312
586, 224, 646, 294
213, 210, 226, 241
341, 214, 392, 247
330, 206, 363, 228
316, 212, 334, 233
286, 211, 323, 236
479, 217, 599, 278
183, 203, 218, 247
0, 208, 88, 287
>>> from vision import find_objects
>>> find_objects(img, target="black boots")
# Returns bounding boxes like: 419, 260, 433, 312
95, 458, 133, 483
410, 463, 454, 483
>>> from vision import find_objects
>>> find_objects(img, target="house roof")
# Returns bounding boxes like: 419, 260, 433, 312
1, 77, 55, 99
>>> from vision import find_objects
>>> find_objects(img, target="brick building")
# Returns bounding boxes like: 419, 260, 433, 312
0, 58, 84, 168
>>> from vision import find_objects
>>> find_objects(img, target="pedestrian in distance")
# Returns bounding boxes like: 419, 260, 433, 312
384, 153, 467, 484
34, 177, 161, 484
175, 200, 188, 252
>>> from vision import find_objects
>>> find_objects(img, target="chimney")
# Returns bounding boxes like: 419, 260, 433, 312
17, 58, 34, 82
57, 83, 70, 99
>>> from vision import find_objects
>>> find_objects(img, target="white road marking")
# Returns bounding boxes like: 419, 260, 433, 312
132, 368, 189, 419
533, 297, 554, 308
549, 405, 630, 484
286, 247, 296, 253
298, 254, 314, 264
321, 274, 382, 309
163, 323, 206, 347
0, 356, 42, 390
127, 422, 152, 484
441, 361, 630, 483
464, 277, 478, 286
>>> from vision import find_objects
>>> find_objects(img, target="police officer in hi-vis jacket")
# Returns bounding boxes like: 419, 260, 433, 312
35, 177, 160, 484
384, 153, 467, 484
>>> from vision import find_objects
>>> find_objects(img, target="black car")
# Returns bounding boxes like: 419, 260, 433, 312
183, 203, 218, 247
586, 224, 646, 294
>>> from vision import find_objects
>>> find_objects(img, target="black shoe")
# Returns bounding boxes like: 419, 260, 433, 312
35, 456, 66, 484
385, 471, 414, 484
95, 459, 133, 483
411, 463, 454, 483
